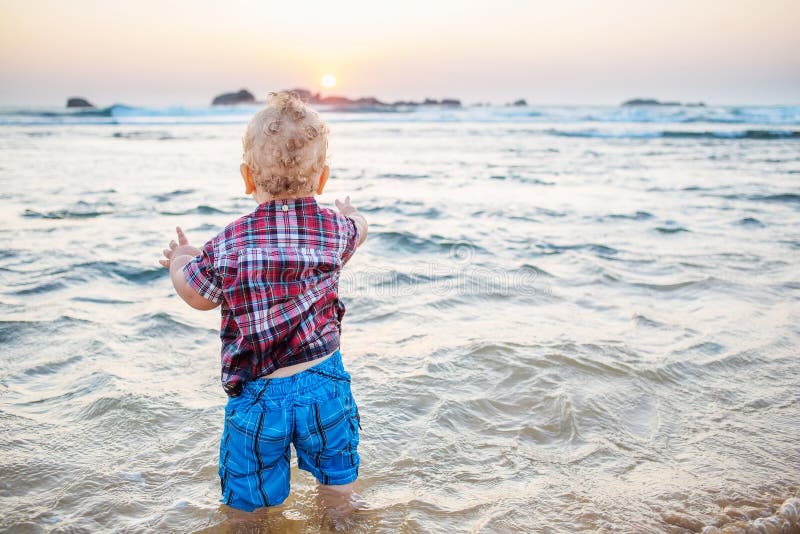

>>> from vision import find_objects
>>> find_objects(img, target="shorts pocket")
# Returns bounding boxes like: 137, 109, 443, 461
224, 393, 245, 418
218, 429, 232, 503
294, 394, 360, 484
348, 400, 361, 442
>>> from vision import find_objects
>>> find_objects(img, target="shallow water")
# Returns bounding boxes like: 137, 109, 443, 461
1, 106, 799, 533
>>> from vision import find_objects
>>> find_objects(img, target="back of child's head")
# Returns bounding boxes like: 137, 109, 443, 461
242, 92, 329, 196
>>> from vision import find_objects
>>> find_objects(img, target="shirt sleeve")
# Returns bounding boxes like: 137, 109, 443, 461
181, 239, 224, 304
341, 215, 362, 265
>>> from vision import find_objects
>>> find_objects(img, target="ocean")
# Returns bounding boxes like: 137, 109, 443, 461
0, 103, 798, 532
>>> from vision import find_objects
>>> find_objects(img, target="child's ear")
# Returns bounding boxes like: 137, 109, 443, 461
316, 165, 330, 195
241, 164, 256, 195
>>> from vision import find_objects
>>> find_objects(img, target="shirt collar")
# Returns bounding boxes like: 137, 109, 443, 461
258, 196, 318, 212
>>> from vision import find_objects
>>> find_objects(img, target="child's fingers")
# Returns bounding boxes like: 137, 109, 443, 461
335, 197, 352, 211
169, 240, 178, 250
158, 259, 169, 268
176, 226, 188, 246
163, 248, 172, 258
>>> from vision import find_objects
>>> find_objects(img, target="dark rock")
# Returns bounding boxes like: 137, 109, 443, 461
355, 97, 387, 106
66, 97, 94, 108
622, 98, 680, 106
316, 95, 390, 110
283, 88, 317, 102
211, 89, 256, 106
622, 98, 707, 107
280, 90, 388, 108
235, 87, 464, 111
511, 99, 527, 107
415, 98, 461, 107
318, 95, 353, 105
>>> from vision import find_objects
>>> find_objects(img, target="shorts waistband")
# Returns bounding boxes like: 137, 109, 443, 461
239, 350, 347, 399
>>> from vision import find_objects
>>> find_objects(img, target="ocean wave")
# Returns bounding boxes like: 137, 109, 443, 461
158, 204, 229, 215
4, 261, 165, 297
0, 248, 20, 260
360, 204, 443, 218
23, 354, 83, 377
536, 242, 619, 257
105, 104, 249, 120
654, 225, 690, 234
1, 104, 798, 126
128, 311, 199, 336
738, 217, 765, 226
189, 222, 222, 232
0, 103, 257, 126
12, 279, 67, 295
375, 172, 430, 180
632, 313, 669, 328
579, 105, 800, 125
601, 211, 654, 221
629, 277, 711, 292
663, 496, 800, 533
71, 296, 136, 305
545, 128, 800, 140
597, 271, 719, 293
518, 263, 554, 277
372, 230, 489, 256
10, 370, 117, 423
112, 130, 181, 140
0, 316, 92, 342
750, 193, 800, 204
23, 206, 114, 219
489, 173, 555, 185
665, 129, 800, 139
150, 189, 196, 202
543, 346, 635, 379
73, 261, 165, 283
75, 393, 177, 422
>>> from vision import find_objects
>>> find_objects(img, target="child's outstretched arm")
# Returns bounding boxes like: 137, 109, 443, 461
159, 227, 220, 311
335, 195, 368, 247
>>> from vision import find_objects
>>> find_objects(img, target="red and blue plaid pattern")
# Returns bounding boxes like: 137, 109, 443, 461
183, 197, 361, 397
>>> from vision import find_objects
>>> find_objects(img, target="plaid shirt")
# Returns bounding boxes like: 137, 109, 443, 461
182, 197, 361, 397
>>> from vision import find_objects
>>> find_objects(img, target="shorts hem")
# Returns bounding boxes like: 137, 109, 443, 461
301, 466, 359, 486
220, 488, 291, 512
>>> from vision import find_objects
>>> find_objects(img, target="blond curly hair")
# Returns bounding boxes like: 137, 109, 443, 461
242, 92, 329, 196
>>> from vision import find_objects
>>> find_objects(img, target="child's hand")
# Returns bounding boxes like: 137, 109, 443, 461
335, 195, 358, 217
159, 226, 201, 268
335, 195, 368, 248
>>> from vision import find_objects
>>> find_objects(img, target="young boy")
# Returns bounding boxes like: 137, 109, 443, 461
158, 92, 367, 512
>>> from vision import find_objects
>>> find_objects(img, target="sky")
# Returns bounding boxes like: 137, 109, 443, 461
1, 0, 799, 106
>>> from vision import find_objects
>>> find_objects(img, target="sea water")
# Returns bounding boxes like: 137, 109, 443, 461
0, 104, 798, 532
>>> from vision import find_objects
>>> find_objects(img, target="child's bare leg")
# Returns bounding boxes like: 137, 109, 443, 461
317, 481, 365, 517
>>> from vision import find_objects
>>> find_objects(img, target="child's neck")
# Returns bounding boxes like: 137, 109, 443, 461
253, 191, 315, 204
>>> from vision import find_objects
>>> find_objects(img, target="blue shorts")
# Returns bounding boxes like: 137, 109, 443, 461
218, 350, 360, 511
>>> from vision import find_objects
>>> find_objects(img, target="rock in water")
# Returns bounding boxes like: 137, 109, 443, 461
621, 98, 681, 106
211, 89, 256, 106
66, 97, 95, 108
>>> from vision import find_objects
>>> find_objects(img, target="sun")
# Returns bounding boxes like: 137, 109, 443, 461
321, 74, 337, 89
